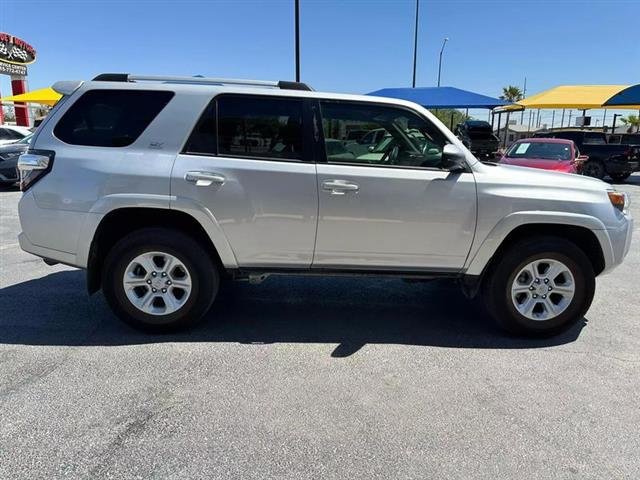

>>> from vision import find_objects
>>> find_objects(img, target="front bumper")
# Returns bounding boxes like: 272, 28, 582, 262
600, 215, 633, 275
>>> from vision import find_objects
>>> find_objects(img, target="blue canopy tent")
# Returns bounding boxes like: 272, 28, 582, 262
603, 84, 640, 108
367, 86, 511, 137
367, 86, 510, 110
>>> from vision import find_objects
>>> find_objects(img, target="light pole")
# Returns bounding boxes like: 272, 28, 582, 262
295, 0, 300, 82
412, 0, 420, 88
437, 37, 448, 87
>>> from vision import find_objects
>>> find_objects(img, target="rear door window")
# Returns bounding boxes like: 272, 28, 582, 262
216, 95, 305, 161
54, 90, 174, 147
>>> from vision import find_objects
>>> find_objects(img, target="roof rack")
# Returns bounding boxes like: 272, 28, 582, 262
91, 73, 313, 91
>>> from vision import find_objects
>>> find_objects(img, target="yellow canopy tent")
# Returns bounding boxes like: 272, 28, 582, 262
500, 85, 640, 111
0, 87, 62, 106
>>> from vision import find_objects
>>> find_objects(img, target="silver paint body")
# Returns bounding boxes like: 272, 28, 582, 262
18, 81, 633, 279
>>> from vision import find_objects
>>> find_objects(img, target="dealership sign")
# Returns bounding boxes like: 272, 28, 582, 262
0, 33, 36, 76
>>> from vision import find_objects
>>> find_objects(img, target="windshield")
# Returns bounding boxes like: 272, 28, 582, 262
506, 141, 572, 161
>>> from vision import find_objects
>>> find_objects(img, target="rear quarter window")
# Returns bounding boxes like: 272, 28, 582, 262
53, 90, 174, 147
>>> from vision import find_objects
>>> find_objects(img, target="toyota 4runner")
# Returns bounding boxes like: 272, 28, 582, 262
17, 74, 633, 336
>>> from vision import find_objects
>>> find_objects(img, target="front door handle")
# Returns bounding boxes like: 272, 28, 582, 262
185, 171, 226, 187
322, 179, 359, 195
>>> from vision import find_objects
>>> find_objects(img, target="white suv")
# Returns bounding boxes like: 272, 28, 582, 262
17, 74, 633, 336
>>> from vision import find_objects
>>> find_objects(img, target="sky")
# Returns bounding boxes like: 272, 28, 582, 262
1, 0, 639, 126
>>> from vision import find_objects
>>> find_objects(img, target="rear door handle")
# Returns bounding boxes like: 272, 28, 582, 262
185, 171, 226, 187
322, 179, 359, 195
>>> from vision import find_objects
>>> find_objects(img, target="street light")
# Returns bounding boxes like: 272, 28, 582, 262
295, 0, 300, 82
437, 37, 448, 87
412, 0, 420, 88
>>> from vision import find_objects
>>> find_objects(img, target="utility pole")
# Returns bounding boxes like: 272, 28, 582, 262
551, 110, 555, 130
437, 37, 449, 87
568, 110, 573, 127
412, 0, 419, 87
295, 0, 300, 82
560, 109, 565, 128
611, 113, 621, 136
520, 77, 527, 124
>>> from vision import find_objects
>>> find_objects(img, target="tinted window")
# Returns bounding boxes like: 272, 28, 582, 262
320, 102, 447, 168
6, 129, 25, 139
583, 132, 606, 145
217, 96, 304, 160
54, 90, 174, 147
183, 101, 217, 155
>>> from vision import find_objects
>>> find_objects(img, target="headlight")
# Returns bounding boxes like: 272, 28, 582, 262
608, 190, 629, 213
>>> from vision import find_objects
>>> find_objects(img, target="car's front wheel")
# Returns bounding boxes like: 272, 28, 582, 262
102, 228, 219, 332
483, 236, 595, 336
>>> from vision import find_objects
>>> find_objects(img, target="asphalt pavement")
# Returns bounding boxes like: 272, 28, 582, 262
0, 177, 639, 479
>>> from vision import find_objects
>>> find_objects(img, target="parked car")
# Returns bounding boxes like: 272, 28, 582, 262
344, 127, 387, 157
499, 138, 587, 174
0, 132, 33, 184
454, 120, 500, 158
324, 139, 356, 161
17, 74, 632, 337
533, 129, 639, 181
344, 129, 368, 142
0, 125, 32, 146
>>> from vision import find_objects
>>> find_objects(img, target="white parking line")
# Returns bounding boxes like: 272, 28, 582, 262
0, 242, 20, 251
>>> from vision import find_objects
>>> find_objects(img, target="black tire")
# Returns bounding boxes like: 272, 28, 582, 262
582, 160, 605, 180
609, 172, 631, 182
483, 236, 595, 337
102, 228, 219, 332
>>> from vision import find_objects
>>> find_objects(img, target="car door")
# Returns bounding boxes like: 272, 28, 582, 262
171, 94, 319, 268
313, 100, 477, 272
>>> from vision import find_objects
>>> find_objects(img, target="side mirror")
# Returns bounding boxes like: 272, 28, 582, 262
441, 144, 467, 172
576, 154, 589, 163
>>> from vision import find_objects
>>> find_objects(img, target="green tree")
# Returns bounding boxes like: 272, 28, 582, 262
429, 108, 469, 130
499, 85, 524, 103
620, 114, 640, 133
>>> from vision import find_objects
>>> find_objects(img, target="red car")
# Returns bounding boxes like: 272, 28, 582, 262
499, 138, 587, 174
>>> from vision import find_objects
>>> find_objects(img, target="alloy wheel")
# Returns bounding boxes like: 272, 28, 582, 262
122, 251, 192, 315
510, 258, 575, 321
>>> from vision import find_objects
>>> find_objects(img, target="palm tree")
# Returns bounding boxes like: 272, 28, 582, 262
499, 85, 524, 103
620, 114, 640, 133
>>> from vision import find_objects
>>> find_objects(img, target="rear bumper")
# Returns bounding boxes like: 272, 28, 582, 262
18, 231, 78, 266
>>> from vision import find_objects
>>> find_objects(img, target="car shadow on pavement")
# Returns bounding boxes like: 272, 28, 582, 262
0, 270, 586, 356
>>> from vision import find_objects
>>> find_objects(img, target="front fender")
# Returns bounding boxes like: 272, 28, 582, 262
464, 211, 614, 276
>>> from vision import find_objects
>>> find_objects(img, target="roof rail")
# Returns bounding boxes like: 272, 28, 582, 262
91, 73, 313, 91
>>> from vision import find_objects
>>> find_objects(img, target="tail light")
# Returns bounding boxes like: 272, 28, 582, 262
18, 150, 55, 191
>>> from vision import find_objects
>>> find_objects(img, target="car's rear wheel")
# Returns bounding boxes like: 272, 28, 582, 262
609, 172, 631, 182
582, 160, 605, 179
102, 228, 218, 332
483, 236, 595, 336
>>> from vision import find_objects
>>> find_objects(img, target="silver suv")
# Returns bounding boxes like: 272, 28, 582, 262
17, 74, 633, 336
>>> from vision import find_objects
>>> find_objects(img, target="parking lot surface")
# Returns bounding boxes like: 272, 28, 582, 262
0, 177, 639, 479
